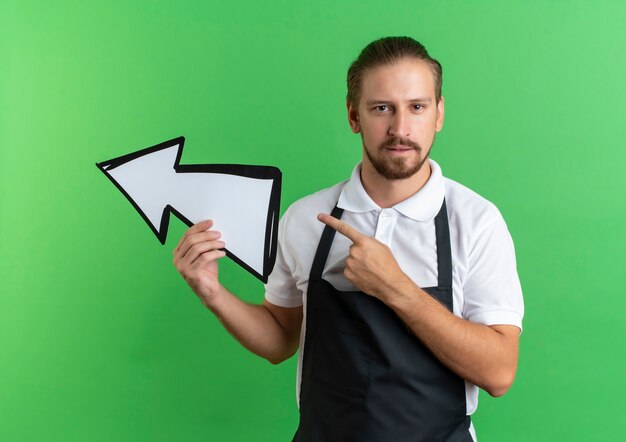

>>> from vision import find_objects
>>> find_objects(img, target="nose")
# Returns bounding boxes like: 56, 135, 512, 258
388, 109, 411, 137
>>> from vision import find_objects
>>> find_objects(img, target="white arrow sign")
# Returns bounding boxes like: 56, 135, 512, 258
96, 136, 281, 282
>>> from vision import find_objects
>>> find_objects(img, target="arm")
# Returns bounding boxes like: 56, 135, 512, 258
173, 220, 302, 365
318, 214, 520, 397
385, 280, 519, 397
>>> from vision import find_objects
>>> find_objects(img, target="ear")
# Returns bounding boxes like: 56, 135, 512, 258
435, 96, 445, 132
346, 100, 360, 133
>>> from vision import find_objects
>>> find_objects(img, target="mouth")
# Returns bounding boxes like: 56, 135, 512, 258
385, 145, 416, 153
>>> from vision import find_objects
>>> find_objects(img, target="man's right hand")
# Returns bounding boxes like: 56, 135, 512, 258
172, 219, 302, 364
173, 219, 227, 307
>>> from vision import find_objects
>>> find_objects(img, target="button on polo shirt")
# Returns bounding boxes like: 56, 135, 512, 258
264, 158, 524, 421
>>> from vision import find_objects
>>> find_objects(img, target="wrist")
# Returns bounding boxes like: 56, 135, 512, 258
382, 272, 418, 309
200, 283, 227, 311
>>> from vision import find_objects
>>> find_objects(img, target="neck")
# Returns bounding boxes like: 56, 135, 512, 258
360, 159, 432, 208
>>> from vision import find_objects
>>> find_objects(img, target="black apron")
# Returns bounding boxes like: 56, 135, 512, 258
293, 199, 473, 442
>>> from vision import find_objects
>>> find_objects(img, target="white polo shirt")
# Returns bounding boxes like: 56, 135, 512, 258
264, 159, 524, 423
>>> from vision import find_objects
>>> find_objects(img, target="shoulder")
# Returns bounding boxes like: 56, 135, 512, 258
280, 180, 348, 241
443, 177, 505, 234
285, 180, 347, 219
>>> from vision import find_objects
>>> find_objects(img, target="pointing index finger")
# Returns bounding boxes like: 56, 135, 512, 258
317, 213, 366, 243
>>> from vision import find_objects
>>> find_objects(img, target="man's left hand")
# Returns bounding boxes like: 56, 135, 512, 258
317, 213, 411, 302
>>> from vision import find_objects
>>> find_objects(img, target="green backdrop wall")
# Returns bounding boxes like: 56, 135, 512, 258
2, 1, 625, 441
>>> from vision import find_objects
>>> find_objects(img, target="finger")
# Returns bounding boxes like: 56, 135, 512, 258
317, 213, 366, 243
182, 240, 226, 267
190, 249, 227, 269
176, 230, 222, 259
175, 220, 214, 254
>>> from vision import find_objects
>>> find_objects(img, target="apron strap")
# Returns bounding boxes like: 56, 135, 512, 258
309, 205, 344, 280
434, 199, 453, 289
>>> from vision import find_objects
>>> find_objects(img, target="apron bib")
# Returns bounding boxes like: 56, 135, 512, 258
293, 199, 472, 442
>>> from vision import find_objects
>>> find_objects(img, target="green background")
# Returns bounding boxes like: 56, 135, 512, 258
2, 1, 625, 440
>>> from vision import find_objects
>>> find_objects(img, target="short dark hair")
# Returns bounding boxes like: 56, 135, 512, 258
346, 36, 443, 107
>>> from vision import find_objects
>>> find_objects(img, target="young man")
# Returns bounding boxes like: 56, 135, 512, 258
173, 36, 524, 441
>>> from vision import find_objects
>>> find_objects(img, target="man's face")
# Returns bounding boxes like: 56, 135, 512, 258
347, 58, 445, 180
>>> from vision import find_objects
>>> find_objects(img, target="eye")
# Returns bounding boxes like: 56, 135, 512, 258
374, 105, 391, 112
412, 104, 424, 111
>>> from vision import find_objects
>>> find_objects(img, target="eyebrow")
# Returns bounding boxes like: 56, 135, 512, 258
365, 98, 433, 105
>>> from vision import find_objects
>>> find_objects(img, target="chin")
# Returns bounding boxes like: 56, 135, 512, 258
376, 157, 426, 180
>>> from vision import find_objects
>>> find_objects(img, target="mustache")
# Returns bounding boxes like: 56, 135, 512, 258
379, 137, 421, 151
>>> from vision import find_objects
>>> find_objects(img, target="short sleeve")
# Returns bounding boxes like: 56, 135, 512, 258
462, 212, 524, 331
264, 209, 304, 308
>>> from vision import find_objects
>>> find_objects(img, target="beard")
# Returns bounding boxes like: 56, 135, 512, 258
363, 135, 432, 180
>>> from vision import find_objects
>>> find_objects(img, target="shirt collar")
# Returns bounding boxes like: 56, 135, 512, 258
337, 159, 446, 222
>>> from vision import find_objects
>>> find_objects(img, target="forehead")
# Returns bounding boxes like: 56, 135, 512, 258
359, 58, 436, 104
